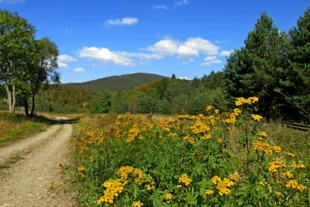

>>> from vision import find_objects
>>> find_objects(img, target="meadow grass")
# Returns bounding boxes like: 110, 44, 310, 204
0, 112, 53, 146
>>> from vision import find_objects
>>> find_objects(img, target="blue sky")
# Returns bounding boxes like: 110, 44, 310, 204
1, 0, 309, 83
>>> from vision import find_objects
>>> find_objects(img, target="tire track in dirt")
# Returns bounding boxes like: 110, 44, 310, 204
0, 117, 77, 207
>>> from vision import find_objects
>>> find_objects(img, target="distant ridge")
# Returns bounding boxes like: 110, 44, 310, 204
64, 73, 167, 92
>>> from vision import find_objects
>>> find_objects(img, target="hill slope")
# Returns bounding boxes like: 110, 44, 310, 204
64, 73, 167, 92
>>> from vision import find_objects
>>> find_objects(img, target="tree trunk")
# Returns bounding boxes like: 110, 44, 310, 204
4, 84, 15, 113
30, 94, 35, 117
12, 85, 15, 113
24, 99, 29, 117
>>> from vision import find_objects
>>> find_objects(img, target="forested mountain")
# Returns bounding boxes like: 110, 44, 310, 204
65, 73, 166, 92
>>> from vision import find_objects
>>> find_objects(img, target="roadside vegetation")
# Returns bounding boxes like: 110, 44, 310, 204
70, 98, 309, 206
0, 112, 52, 146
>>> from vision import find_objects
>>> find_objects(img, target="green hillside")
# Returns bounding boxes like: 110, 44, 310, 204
64, 73, 167, 92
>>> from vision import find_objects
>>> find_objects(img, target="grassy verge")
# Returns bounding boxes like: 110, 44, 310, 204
0, 112, 54, 147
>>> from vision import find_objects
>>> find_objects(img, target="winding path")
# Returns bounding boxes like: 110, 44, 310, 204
0, 117, 77, 207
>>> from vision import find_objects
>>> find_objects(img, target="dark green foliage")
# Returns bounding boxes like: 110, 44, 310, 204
65, 73, 166, 93
35, 85, 97, 113
287, 6, 310, 121
224, 13, 290, 120
99, 90, 111, 113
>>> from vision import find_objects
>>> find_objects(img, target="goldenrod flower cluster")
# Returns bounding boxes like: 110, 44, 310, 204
257, 131, 268, 138
78, 166, 85, 178
211, 176, 235, 196
285, 180, 307, 191
275, 191, 284, 197
235, 97, 259, 106
206, 105, 214, 111
190, 119, 211, 134
97, 179, 125, 205
132, 200, 143, 207
98, 166, 155, 205
268, 161, 286, 173
228, 173, 240, 181
291, 162, 306, 170
183, 136, 195, 144
251, 114, 263, 121
281, 171, 294, 178
178, 174, 192, 186
164, 193, 173, 200
205, 189, 214, 195
127, 123, 141, 142
253, 141, 273, 155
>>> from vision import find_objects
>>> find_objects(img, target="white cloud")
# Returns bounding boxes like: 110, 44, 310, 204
105, 17, 138, 27
77, 37, 221, 66
219, 50, 234, 56
175, 0, 189, 6
178, 77, 190, 80
58, 62, 68, 68
145, 39, 179, 58
74, 68, 85, 72
0, 0, 25, 4
58, 54, 77, 62
153, 5, 168, 10
78, 47, 134, 66
177, 37, 219, 61
200, 56, 222, 66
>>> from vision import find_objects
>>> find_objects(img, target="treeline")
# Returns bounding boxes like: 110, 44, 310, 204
35, 86, 97, 113
90, 72, 226, 115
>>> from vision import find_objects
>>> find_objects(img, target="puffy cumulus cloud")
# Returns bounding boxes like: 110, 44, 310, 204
118, 52, 161, 60
200, 56, 222, 66
78, 47, 134, 66
177, 37, 219, 61
145, 39, 179, 58
74, 68, 85, 72
153, 5, 168, 10
0, 0, 25, 4
105, 17, 138, 27
58, 54, 77, 62
175, 0, 189, 7
58, 62, 68, 68
219, 50, 234, 56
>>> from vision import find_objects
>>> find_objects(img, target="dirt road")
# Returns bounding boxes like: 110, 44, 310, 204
0, 117, 77, 207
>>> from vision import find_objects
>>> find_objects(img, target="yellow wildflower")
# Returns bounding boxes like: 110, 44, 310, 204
285, 180, 299, 189
178, 174, 192, 186
233, 108, 242, 116
281, 171, 294, 178
183, 136, 195, 144
272, 146, 281, 153
253, 141, 273, 155
206, 106, 213, 111
257, 131, 268, 138
275, 191, 284, 198
251, 114, 263, 121
268, 161, 285, 173
215, 109, 219, 114
212, 176, 222, 185
132, 200, 143, 207
164, 193, 173, 200
205, 189, 214, 195
291, 162, 306, 169
78, 166, 85, 178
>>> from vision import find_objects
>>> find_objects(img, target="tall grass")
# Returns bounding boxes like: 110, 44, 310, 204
0, 112, 53, 146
